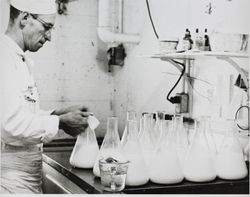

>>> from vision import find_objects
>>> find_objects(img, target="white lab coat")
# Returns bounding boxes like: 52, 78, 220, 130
0, 34, 59, 194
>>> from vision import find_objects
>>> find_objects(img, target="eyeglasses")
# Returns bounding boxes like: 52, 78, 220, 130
30, 14, 55, 32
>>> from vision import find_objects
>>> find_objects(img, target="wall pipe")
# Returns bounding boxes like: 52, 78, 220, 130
97, 0, 141, 44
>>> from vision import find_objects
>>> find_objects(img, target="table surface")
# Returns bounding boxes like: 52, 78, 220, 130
42, 150, 249, 194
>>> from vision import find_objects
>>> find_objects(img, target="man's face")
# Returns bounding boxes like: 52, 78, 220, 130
23, 14, 56, 52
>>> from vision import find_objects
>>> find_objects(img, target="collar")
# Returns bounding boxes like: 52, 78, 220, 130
1, 34, 25, 57
1, 34, 35, 68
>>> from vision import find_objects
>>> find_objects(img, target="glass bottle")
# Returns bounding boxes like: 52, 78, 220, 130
183, 119, 216, 182
122, 120, 149, 186
149, 119, 184, 184
138, 112, 154, 140
138, 113, 155, 168
152, 111, 166, 145
173, 115, 189, 167
202, 116, 217, 161
215, 120, 248, 180
204, 28, 211, 51
121, 110, 137, 145
69, 126, 99, 168
93, 117, 125, 177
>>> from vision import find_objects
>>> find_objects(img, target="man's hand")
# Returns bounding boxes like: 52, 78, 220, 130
52, 105, 88, 116
59, 111, 91, 137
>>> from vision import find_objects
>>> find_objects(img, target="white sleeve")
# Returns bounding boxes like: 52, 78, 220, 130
1, 57, 59, 144
39, 109, 55, 115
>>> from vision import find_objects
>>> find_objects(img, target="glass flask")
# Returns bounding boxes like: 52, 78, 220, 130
122, 120, 149, 186
138, 113, 155, 168
202, 116, 217, 161
149, 120, 184, 184
138, 113, 155, 139
93, 117, 126, 177
152, 111, 166, 145
69, 126, 99, 168
121, 110, 137, 145
173, 115, 189, 167
215, 120, 248, 180
183, 119, 216, 182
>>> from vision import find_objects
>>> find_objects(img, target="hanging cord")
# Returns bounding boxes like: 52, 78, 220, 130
146, 0, 159, 39
145, 0, 185, 103
166, 60, 186, 103
235, 105, 249, 132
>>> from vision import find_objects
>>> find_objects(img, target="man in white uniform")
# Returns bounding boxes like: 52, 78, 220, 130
0, 0, 91, 194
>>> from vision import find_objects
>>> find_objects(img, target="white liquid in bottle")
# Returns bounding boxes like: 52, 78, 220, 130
184, 150, 216, 182
149, 151, 184, 184
215, 152, 248, 180
125, 153, 149, 186
70, 143, 99, 168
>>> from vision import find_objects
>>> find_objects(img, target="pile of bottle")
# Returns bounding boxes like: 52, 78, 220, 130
181, 28, 211, 52
70, 111, 248, 187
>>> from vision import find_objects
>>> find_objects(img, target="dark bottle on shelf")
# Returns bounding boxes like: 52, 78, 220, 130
204, 28, 211, 51
182, 28, 193, 50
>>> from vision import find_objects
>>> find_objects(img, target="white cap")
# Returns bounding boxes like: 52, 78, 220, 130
10, 0, 56, 15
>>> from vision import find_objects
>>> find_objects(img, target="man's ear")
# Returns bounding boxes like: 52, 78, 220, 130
19, 12, 30, 28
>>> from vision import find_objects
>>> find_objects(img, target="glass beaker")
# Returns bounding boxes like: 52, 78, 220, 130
93, 117, 126, 177
173, 115, 189, 167
149, 119, 184, 184
99, 158, 129, 192
152, 111, 166, 145
183, 119, 216, 182
122, 120, 149, 186
138, 113, 155, 168
121, 110, 137, 145
69, 126, 99, 168
215, 120, 248, 180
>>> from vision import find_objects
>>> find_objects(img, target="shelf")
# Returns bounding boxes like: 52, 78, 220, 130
139, 51, 249, 98
140, 51, 249, 60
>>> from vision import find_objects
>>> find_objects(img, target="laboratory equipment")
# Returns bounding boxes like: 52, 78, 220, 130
69, 127, 99, 168
152, 111, 166, 145
149, 119, 184, 184
93, 117, 126, 177
138, 113, 155, 168
121, 110, 137, 145
203, 116, 217, 161
99, 157, 129, 192
183, 119, 216, 182
122, 120, 149, 186
69, 115, 99, 168
215, 120, 248, 180
173, 115, 189, 167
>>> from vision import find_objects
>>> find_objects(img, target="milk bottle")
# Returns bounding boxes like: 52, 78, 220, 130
121, 111, 137, 145
69, 115, 99, 168
152, 111, 166, 145
69, 128, 99, 168
203, 116, 217, 162
215, 120, 248, 180
122, 120, 149, 186
138, 113, 155, 168
149, 120, 184, 184
183, 119, 216, 182
93, 117, 126, 177
174, 115, 189, 167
